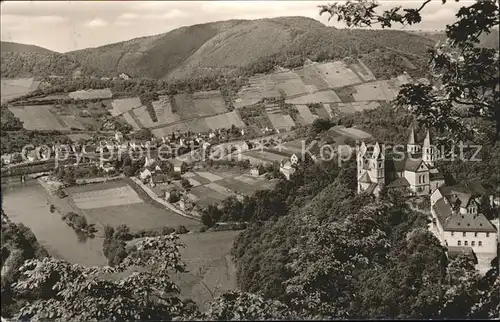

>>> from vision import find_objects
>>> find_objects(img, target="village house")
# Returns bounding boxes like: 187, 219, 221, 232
139, 168, 153, 181
430, 181, 498, 273
280, 160, 296, 180
357, 127, 445, 197
26, 149, 39, 162
150, 173, 169, 186
170, 159, 187, 174
250, 166, 265, 177
115, 131, 124, 142
1, 154, 13, 166
119, 73, 131, 80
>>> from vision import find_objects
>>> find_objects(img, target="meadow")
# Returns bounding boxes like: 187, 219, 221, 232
1, 77, 40, 104
67, 180, 199, 231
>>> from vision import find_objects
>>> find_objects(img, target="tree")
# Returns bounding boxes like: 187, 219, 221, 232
12, 235, 198, 321
320, 0, 500, 142
196, 291, 298, 320
311, 117, 334, 134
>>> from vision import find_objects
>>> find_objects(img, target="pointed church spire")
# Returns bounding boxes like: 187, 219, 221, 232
358, 141, 367, 157
373, 142, 384, 160
423, 128, 432, 147
408, 125, 416, 145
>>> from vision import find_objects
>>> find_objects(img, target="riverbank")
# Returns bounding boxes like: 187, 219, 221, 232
1, 180, 107, 266
127, 177, 200, 221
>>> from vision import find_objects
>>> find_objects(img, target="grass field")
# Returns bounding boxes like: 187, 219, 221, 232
349, 60, 376, 82
267, 112, 296, 131
313, 61, 362, 88
204, 111, 245, 130
272, 72, 308, 97
9, 105, 68, 131
285, 90, 341, 105
122, 112, 141, 130
152, 97, 180, 125
190, 185, 228, 206
1, 78, 40, 103
194, 171, 224, 182
296, 105, 318, 125
244, 150, 288, 163
192, 91, 227, 114
352, 81, 399, 101
60, 115, 85, 130
295, 66, 330, 91
67, 180, 199, 230
133, 105, 155, 128
69, 89, 112, 100
111, 97, 142, 116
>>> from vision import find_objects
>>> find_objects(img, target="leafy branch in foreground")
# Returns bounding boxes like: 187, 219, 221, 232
11, 234, 196, 321
321, 0, 500, 142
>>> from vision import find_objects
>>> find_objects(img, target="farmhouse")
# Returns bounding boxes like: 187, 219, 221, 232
115, 131, 124, 142
357, 127, 444, 197
430, 181, 498, 272
119, 73, 131, 80
140, 168, 153, 181
280, 160, 296, 180
170, 159, 187, 173
250, 166, 265, 177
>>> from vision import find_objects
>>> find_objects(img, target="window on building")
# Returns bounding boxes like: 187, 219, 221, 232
451, 231, 454, 236
464, 241, 468, 246
474, 232, 478, 237
463, 232, 466, 237
479, 241, 482, 247
486, 233, 490, 237
471, 241, 475, 246
458, 241, 461, 246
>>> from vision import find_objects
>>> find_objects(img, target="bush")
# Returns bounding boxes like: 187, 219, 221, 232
176, 225, 189, 234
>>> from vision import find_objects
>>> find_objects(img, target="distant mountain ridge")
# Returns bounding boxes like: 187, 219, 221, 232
1, 41, 56, 54
2, 16, 437, 80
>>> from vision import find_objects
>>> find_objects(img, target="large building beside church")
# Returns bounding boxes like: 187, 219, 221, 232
357, 127, 445, 196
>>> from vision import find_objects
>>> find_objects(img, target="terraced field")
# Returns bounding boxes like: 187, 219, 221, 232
69, 88, 112, 100
9, 105, 68, 131
1, 78, 41, 104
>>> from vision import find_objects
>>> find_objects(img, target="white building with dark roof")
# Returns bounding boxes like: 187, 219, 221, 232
357, 127, 445, 196
430, 181, 498, 273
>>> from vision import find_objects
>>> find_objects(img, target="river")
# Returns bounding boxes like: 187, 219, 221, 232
1, 179, 107, 266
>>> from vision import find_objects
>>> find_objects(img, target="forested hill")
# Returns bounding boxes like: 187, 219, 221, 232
2, 17, 435, 80
1, 41, 56, 54
66, 16, 434, 80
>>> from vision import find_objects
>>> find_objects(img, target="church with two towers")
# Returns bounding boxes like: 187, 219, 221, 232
357, 127, 445, 196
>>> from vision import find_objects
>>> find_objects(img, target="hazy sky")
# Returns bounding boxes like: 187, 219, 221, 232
1, 1, 471, 53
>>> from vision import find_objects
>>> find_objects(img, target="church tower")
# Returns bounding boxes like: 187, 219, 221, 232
422, 129, 437, 166
407, 125, 419, 154
370, 142, 385, 187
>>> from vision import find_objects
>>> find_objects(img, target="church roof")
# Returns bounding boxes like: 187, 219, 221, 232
359, 172, 372, 183
432, 198, 496, 233
438, 181, 491, 207
385, 152, 425, 172
408, 126, 417, 145
364, 183, 377, 195
423, 129, 432, 147
386, 177, 410, 188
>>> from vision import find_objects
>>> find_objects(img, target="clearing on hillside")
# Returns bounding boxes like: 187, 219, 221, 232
285, 90, 341, 105
329, 125, 373, 140
1, 78, 40, 104
9, 105, 68, 131
329, 101, 381, 115
204, 111, 245, 130
60, 115, 85, 130
189, 185, 228, 206
352, 80, 399, 101
272, 72, 308, 98
267, 112, 296, 131
152, 97, 180, 125
111, 97, 142, 116
296, 105, 318, 125
133, 106, 155, 128
68, 88, 112, 100
192, 91, 227, 114
349, 60, 376, 82
122, 112, 141, 130
295, 66, 330, 91
313, 61, 362, 88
